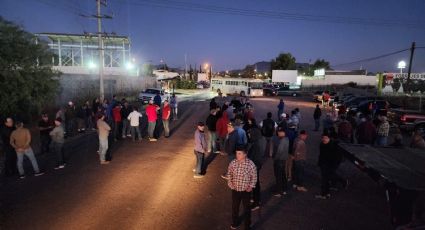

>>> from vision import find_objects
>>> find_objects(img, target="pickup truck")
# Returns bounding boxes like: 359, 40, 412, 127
387, 109, 425, 134
138, 88, 169, 104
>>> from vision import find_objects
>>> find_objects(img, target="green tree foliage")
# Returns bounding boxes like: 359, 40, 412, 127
301, 59, 332, 76
0, 17, 60, 116
242, 65, 255, 78
271, 53, 296, 70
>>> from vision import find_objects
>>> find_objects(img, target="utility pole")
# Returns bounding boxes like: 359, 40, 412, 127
97, 0, 105, 101
406, 41, 416, 92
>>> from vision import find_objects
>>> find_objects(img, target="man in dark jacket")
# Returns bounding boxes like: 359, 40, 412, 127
313, 104, 322, 131
206, 109, 218, 154
260, 112, 276, 157
315, 133, 347, 199
1, 117, 17, 176
356, 116, 377, 145
272, 127, 289, 197
247, 126, 266, 211
222, 121, 239, 180
337, 115, 352, 143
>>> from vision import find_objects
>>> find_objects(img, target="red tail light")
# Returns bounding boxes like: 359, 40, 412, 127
400, 115, 406, 122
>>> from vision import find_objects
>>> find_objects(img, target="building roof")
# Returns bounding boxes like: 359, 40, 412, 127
325, 70, 367, 75
35, 32, 130, 45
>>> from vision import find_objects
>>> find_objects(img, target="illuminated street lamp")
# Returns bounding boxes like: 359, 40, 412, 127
88, 61, 97, 69
126, 62, 134, 70
398, 61, 406, 74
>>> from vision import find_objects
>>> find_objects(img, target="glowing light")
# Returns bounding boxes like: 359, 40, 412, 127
88, 61, 97, 69
126, 62, 134, 70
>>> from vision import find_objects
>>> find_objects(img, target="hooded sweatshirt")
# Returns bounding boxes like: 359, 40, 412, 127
216, 112, 229, 138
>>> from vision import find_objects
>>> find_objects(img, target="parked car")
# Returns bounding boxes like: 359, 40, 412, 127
387, 109, 425, 132
349, 100, 389, 115
263, 88, 277, 96
277, 89, 300, 97
313, 91, 323, 102
138, 88, 169, 104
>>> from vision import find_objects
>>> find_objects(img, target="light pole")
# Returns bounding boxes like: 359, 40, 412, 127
398, 61, 406, 74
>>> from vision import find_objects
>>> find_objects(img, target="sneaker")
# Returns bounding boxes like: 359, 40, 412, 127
193, 174, 204, 179
273, 193, 282, 197
34, 172, 45, 177
230, 225, 239, 229
283, 191, 287, 195
19, 175, 25, 179
149, 138, 157, 142
315, 194, 331, 200
214, 150, 221, 154
297, 186, 308, 192
127, 134, 131, 137
54, 165, 65, 170
330, 187, 339, 192
221, 173, 230, 180
100, 161, 110, 165
251, 205, 260, 211
250, 199, 254, 203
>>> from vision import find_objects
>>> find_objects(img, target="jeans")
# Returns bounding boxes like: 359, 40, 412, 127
314, 118, 320, 131
40, 134, 51, 154
122, 120, 130, 137
52, 142, 64, 166
293, 160, 306, 187
130, 126, 142, 141
252, 168, 261, 206
194, 151, 204, 175
16, 148, 40, 175
274, 160, 287, 194
172, 107, 178, 120
163, 119, 170, 137
207, 130, 217, 153
99, 138, 108, 162
376, 136, 388, 146
148, 122, 156, 138
232, 190, 251, 228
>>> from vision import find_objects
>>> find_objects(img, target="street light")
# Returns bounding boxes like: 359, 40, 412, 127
398, 61, 406, 74
88, 61, 97, 69
125, 62, 134, 70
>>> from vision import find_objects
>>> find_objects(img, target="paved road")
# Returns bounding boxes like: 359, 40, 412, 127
0, 96, 392, 230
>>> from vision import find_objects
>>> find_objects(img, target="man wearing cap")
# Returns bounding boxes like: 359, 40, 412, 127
146, 100, 160, 141
293, 130, 308, 192
228, 147, 257, 230
38, 113, 53, 155
10, 121, 44, 178
206, 109, 218, 153
97, 114, 111, 165
272, 127, 289, 197
194, 122, 207, 178
50, 117, 65, 169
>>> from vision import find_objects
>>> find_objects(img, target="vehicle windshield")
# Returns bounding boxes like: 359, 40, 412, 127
145, 89, 159, 94
248, 82, 263, 89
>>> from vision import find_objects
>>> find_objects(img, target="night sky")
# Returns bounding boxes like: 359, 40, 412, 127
1, 0, 425, 72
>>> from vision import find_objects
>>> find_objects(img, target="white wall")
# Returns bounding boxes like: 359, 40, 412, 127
302, 75, 377, 86
272, 70, 298, 83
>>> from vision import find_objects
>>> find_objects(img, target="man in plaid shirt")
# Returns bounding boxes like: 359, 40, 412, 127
227, 147, 257, 229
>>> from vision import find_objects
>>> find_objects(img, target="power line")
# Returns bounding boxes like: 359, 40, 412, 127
116, 0, 425, 29
332, 48, 410, 67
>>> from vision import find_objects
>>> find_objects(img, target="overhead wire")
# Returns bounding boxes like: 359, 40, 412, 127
331, 48, 410, 67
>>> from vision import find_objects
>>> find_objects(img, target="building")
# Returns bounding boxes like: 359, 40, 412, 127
302, 69, 376, 87
35, 33, 156, 103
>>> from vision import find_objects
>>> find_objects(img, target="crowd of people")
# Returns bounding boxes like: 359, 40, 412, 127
0, 93, 179, 177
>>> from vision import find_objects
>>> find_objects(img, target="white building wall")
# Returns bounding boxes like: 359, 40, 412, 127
302, 75, 377, 87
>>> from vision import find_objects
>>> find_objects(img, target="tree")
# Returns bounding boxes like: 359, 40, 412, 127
300, 58, 332, 76
0, 17, 60, 117
271, 53, 296, 70
242, 65, 255, 78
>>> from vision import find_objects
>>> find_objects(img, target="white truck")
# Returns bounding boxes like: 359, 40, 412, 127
138, 88, 169, 104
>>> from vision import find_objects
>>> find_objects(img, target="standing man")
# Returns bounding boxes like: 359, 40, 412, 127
112, 104, 122, 141
10, 121, 44, 179
121, 101, 132, 138
216, 112, 229, 154
206, 109, 218, 154
228, 147, 257, 230
38, 113, 53, 155
260, 112, 277, 157
162, 100, 171, 138
376, 115, 389, 146
337, 115, 353, 143
248, 125, 266, 210
313, 104, 322, 131
170, 93, 178, 120
293, 130, 308, 192
277, 99, 285, 121
146, 100, 160, 141
127, 107, 143, 142
50, 117, 65, 169
356, 116, 377, 145
272, 127, 289, 197
154, 92, 162, 107
1, 117, 17, 176
65, 101, 76, 136
97, 114, 111, 165
194, 122, 207, 178
222, 121, 239, 180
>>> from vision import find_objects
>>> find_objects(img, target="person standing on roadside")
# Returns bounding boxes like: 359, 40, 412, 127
228, 147, 257, 230
146, 100, 160, 141
216, 111, 229, 154
376, 115, 389, 146
154, 92, 162, 107
162, 100, 171, 138
247, 123, 265, 211
222, 121, 239, 180
293, 130, 308, 192
337, 115, 353, 143
1, 117, 17, 176
127, 107, 143, 142
97, 114, 111, 165
170, 93, 178, 120
260, 112, 277, 157
84, 101, 94, 130
277, 99, 285, 121
313, 104, 322, 131
50, 117, 65, 169
206, 109, 218, 153
112, 104, 122, 141
10, 121, 44, 179
194, 122, 207, 178
121, 102, 131, 138
356, 116, 377, 145
286, 123, 298, 182
272, 127, 289, 197
38, 113, 53, 155
65, 101, 76, 136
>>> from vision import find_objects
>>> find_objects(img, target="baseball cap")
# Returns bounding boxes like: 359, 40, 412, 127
197, 121, 205, 126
